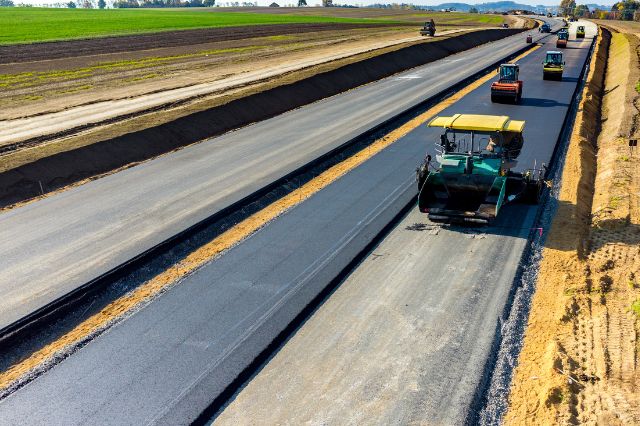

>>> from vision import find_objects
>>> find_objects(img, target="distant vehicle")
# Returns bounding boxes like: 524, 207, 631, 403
539, 23, 551, 33
501, 23, 510, 28
557, 30, 569, 48
576, 25, 585, 38
416, 114, 543, 224
547, 12, 552, 17
420, 19, 436, 36
526, 34, 533, 43
543, 51, 564, 80
491, 64, 523, 103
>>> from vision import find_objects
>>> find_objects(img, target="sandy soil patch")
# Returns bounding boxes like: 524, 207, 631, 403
506, 25, 640, 425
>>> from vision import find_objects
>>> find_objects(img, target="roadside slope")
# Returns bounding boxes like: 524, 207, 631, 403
507, 25, 640, 424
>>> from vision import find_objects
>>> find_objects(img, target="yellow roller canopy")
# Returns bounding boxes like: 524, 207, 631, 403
428, 114, 525, 133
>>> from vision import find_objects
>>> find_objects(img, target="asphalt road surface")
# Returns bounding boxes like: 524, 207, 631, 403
214, 21, 597, 425
0, 20, 593, 425
214, 207, 536, 425
0, 25, 558, 333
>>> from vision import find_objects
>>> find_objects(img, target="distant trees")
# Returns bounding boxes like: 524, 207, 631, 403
575, 0, 640, 20
97, 0, 106, 6
67, 1, 76, 6
297, 0, 306, 5
558, 0, 576, 16
573, 4, 589, 16
0, 0, 14, 6
612, 0, 640, 11
113, 0, 138, 7
469, 6, 478, 13
612, 0, 640, 19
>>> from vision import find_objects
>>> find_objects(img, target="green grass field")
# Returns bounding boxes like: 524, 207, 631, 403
0, 7, 397, 45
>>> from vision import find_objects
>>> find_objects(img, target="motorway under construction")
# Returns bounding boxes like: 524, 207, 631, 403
0, 18, 596, 425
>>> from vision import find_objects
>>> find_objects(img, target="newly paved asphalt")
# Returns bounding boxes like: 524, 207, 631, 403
215, 22, 597, 425
0, 20, 594, 425
214, 206, 537, 425
0, 25, 556, 332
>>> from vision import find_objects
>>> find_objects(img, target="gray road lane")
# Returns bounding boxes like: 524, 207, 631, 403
0, 21, 592, 425
214, 207, 536, 425
215, 22, 596, 424
0, 25, 557, 331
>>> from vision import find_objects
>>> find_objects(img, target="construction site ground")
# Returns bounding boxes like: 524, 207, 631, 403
506, 22, 640, 424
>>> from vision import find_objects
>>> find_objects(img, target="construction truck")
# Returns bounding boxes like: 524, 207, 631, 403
491, 64, 523, 103
556, 30, 569, 48
420, 19, 436, 36
416, 114, 544, 224
539, 23, 551, 33
576, 25, 585, 38
543, 51, 564, 80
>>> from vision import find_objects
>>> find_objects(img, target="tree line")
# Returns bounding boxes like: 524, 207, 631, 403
559, 0, 640, 20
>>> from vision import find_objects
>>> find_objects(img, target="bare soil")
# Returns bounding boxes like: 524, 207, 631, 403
506, 24, 640, 424
0, 23, 405, 64
0, 25, 419, 119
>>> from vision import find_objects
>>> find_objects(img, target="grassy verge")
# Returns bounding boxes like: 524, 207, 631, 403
0, 7, 397, 45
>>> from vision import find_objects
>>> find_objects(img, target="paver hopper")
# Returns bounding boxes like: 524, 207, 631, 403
416, 114, 544, 224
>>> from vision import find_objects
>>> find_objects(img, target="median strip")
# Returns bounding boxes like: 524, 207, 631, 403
0, 43, 541, 396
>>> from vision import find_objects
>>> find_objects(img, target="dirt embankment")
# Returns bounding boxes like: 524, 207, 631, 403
0, 28, 522, 208
507, 25, 640, 424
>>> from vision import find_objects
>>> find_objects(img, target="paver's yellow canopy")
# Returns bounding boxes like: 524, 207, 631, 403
428, 114, 525, 133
